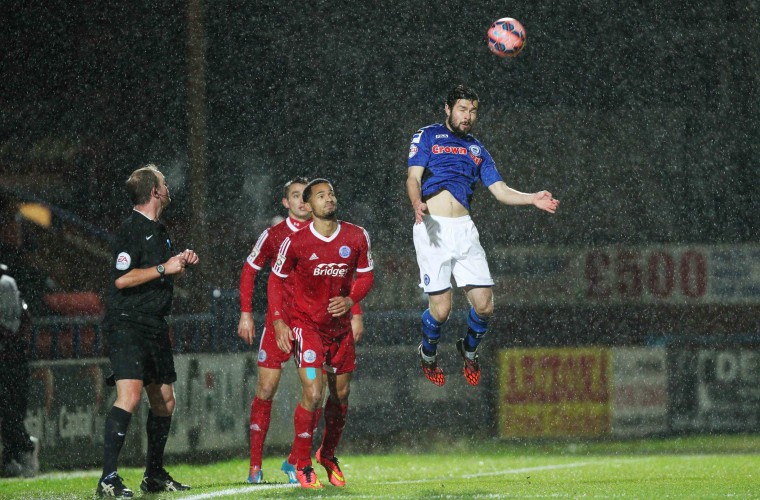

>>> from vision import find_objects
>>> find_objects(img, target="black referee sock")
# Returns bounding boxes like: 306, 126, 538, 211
102, 406, 132, 478
145, 411, 172, 475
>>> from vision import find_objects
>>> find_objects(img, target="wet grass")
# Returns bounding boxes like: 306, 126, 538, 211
2, 434, 759, 498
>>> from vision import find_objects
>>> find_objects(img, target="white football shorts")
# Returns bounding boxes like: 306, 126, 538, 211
412, 214, 494, 293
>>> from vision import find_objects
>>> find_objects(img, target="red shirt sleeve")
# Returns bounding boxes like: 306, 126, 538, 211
239, 263, 257, 313
348, 270, 374, 305
350, 301, 363, 315
268, 235, 296, 322
267, 272, 286, 323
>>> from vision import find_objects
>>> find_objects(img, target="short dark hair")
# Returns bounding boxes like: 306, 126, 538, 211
446, 84, 479, 109
126, 164, 161, 205
302, 178, 333, 204
283, 176, 309, 198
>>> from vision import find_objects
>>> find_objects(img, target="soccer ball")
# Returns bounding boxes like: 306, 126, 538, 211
487, 17, 526, 58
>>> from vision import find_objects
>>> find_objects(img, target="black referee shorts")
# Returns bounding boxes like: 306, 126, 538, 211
106, 317, 177, 386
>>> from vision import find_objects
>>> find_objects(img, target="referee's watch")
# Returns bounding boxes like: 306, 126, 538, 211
156, 264, 165, 277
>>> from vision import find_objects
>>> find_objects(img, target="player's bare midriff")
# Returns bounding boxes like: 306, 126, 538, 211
424, 190, 470, 218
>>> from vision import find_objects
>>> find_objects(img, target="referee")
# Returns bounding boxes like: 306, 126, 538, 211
96, 164, 199, 498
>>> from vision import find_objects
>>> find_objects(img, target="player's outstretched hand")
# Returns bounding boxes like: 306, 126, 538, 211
328, 296, 354, 317
237, 312, 255, 345
533, 191, 559, 214
273, 319, 293, 353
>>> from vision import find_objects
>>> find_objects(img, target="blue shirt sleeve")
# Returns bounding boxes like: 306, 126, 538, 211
408, 128, 430, 168
479, 146, 503, 187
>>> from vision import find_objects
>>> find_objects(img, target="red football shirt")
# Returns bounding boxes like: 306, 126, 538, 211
271, 221, 373, 338
240, 216, 307, 315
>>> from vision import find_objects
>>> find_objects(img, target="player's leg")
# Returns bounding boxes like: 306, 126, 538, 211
287, 325, 325, 488
413, 215, 455, 386
418, 290, 452, 386
459, 286, 493, 386
317, 372, 351, 486
452, 219, 495, 386
248, 366, 282, 483
249, 322, 291, 483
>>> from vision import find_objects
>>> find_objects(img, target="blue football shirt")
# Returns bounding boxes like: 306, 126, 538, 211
407, 123, 503, 211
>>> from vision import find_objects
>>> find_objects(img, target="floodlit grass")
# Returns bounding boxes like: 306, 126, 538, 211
2, 434, 760, 498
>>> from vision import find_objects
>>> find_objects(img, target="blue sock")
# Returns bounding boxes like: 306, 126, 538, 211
420, 309, 443, 357
464, 307, 489, 352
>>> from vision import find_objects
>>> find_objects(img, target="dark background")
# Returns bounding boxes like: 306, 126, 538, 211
1, 0, 758, 300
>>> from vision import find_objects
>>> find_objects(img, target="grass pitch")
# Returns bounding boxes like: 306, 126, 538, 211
2, 434, 760, 498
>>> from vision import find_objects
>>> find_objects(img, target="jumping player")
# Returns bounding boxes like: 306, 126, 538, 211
406, 84, 559, 387
269, 178, 374, 489
237, 177, 363, 484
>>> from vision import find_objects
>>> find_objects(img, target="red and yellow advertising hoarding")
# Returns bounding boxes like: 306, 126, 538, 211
498, 347, 612, 437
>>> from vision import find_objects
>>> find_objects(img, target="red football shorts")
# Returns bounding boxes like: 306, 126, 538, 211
257, 319, 293, 369
291, 322, 356, 375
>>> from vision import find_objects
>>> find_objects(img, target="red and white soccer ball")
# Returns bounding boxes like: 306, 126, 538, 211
487, 17, 526, 58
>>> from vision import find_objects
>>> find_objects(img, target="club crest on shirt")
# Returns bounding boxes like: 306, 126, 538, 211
339, 245, 351, 258
115, 252, 131, 271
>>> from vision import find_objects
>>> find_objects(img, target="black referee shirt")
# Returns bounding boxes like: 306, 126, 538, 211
105, 210, 175, 319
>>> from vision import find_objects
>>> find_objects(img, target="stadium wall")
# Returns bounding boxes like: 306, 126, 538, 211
13, 343, 760, 470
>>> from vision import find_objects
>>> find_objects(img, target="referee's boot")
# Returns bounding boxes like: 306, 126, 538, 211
140, 468, 191, 493
96, 472, 134, 498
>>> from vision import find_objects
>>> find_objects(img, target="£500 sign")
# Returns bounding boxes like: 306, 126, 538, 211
584, 247, 707, 303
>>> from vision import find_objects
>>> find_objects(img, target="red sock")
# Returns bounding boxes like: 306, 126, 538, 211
249, 397, 272, 468
313, 406, 323, 434
288, 404, 316, 469
320, 399, 347, 458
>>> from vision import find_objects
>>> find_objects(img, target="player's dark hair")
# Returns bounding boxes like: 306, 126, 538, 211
446, 84, 479, 108
283, 176, 309, 198
302, 178, 333, 203
126, 164, 161, 205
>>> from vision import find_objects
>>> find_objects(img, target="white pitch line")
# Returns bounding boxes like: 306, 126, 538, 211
180, 483, 299, 499
461, 461, 592, 478
1, 470, 102, 481
381, 461, 593, 484
179, 461, 597, 499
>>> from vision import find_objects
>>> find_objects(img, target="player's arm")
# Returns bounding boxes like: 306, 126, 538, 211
237, 229, 274, 345
406, 166, 427, 224
328, 270, 374, 317
237, 263, 257, 345
350, 309, 364, 343
268, 276, 293, 353
269, 237, 296, 353
487, 181, 560, 213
